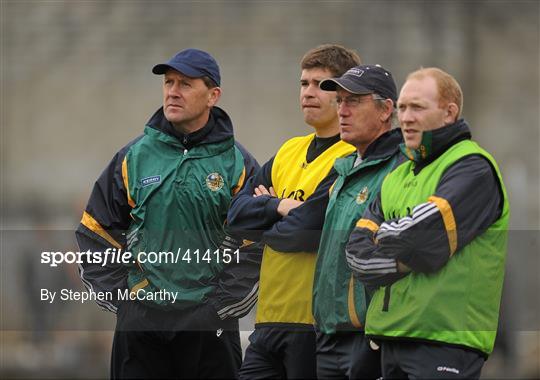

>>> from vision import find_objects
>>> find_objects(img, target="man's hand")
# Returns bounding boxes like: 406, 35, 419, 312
276, 198, 303, 216
252, 185, 303, 217
397, 261, 411, 273
253, 185, 277, 197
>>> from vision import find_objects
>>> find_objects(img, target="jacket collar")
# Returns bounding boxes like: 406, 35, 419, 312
335, 128, 403, 175
145, 106, 234, 149
399, 119, 471, 168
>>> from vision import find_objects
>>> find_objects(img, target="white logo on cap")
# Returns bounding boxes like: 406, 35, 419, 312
346, 68, 364, 78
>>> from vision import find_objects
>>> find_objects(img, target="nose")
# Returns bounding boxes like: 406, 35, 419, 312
338, 103, 349, 118
167, 82, 181, 99
303, 83, 318, 98
399, 108, 413, 125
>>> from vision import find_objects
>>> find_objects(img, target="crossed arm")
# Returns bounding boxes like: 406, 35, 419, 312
227, 157, 338, 252
345, 155, 503, 288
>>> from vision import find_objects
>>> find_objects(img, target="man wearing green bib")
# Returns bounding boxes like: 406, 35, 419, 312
345, 67, 509, 379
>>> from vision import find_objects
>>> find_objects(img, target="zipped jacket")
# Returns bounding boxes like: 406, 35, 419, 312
346, 120, 509, 355
76, 106, 261, 322
313, 129, 402, 334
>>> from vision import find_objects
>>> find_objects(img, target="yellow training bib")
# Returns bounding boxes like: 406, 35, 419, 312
256, 134, 354, 325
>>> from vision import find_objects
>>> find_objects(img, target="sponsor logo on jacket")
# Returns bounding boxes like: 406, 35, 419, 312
356, 186, 369, 204
141, 175, 161, 187
206, 172, 224, 191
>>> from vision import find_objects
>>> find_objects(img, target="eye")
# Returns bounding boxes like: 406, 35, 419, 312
300, 80, 308, 87
346, 97, 361, 107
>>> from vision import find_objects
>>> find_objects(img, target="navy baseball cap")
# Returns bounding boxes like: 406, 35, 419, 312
152, 48, 221, 87
320, 64, 397, 103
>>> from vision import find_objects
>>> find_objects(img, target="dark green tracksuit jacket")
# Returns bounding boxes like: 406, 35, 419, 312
313, 129, 402, 334
76, 106, 260, 322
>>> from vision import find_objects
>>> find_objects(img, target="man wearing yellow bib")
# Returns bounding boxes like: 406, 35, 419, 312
227, 44, 360, 379
346, 68, 509, 379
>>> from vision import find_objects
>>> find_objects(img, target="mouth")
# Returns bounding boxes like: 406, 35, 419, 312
403, 128, 419, 135
302, 105, 319, 109
166, 104, 183, 109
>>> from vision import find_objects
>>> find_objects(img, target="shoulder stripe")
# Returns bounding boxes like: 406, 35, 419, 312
347, 275, 362, 328
376, 202, 438, 240
81, 211, 122, 249
428, 195, 458, 256
121, 157, 135, 208
217, 281, 259, 319
130, 279, 149, 295
346, 250, 397, 274
356, 219, 379, 234
76, 263, 117, 313
220, 292, 258, 319
232, 166, 247, 196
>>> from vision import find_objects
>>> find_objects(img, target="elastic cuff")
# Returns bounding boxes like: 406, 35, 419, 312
264, 197, 282, 219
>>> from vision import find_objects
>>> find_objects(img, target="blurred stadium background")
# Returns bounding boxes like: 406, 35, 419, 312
1, 0, 538, 378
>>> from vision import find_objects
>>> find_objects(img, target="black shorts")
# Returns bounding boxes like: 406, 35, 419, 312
111, 300, 241, 379
380, 340, 485, 379
316, 329, 381, 379
239, 325, 317, 379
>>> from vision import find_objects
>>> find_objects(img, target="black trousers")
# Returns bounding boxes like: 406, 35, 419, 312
316, 330, 381, 380
380, 340, 485, 379
238, 325, 317, 379
111, 300, 241, 379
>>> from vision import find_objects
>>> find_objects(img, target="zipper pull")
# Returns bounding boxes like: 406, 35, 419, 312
183, 149, 188, 155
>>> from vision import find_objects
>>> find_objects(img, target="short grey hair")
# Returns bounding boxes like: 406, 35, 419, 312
372, 95, 398, 129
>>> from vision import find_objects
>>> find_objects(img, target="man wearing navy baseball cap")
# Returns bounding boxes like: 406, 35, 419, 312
152, 48, 221, 86
320, 64, 397, 103
76, 48, 261, 378
312, 64, 402, 378
151, 48, 222, 134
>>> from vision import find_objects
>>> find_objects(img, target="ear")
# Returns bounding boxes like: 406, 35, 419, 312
380, 99, 394, 123
444, 102, 459, 124
208, 87, 222, 107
